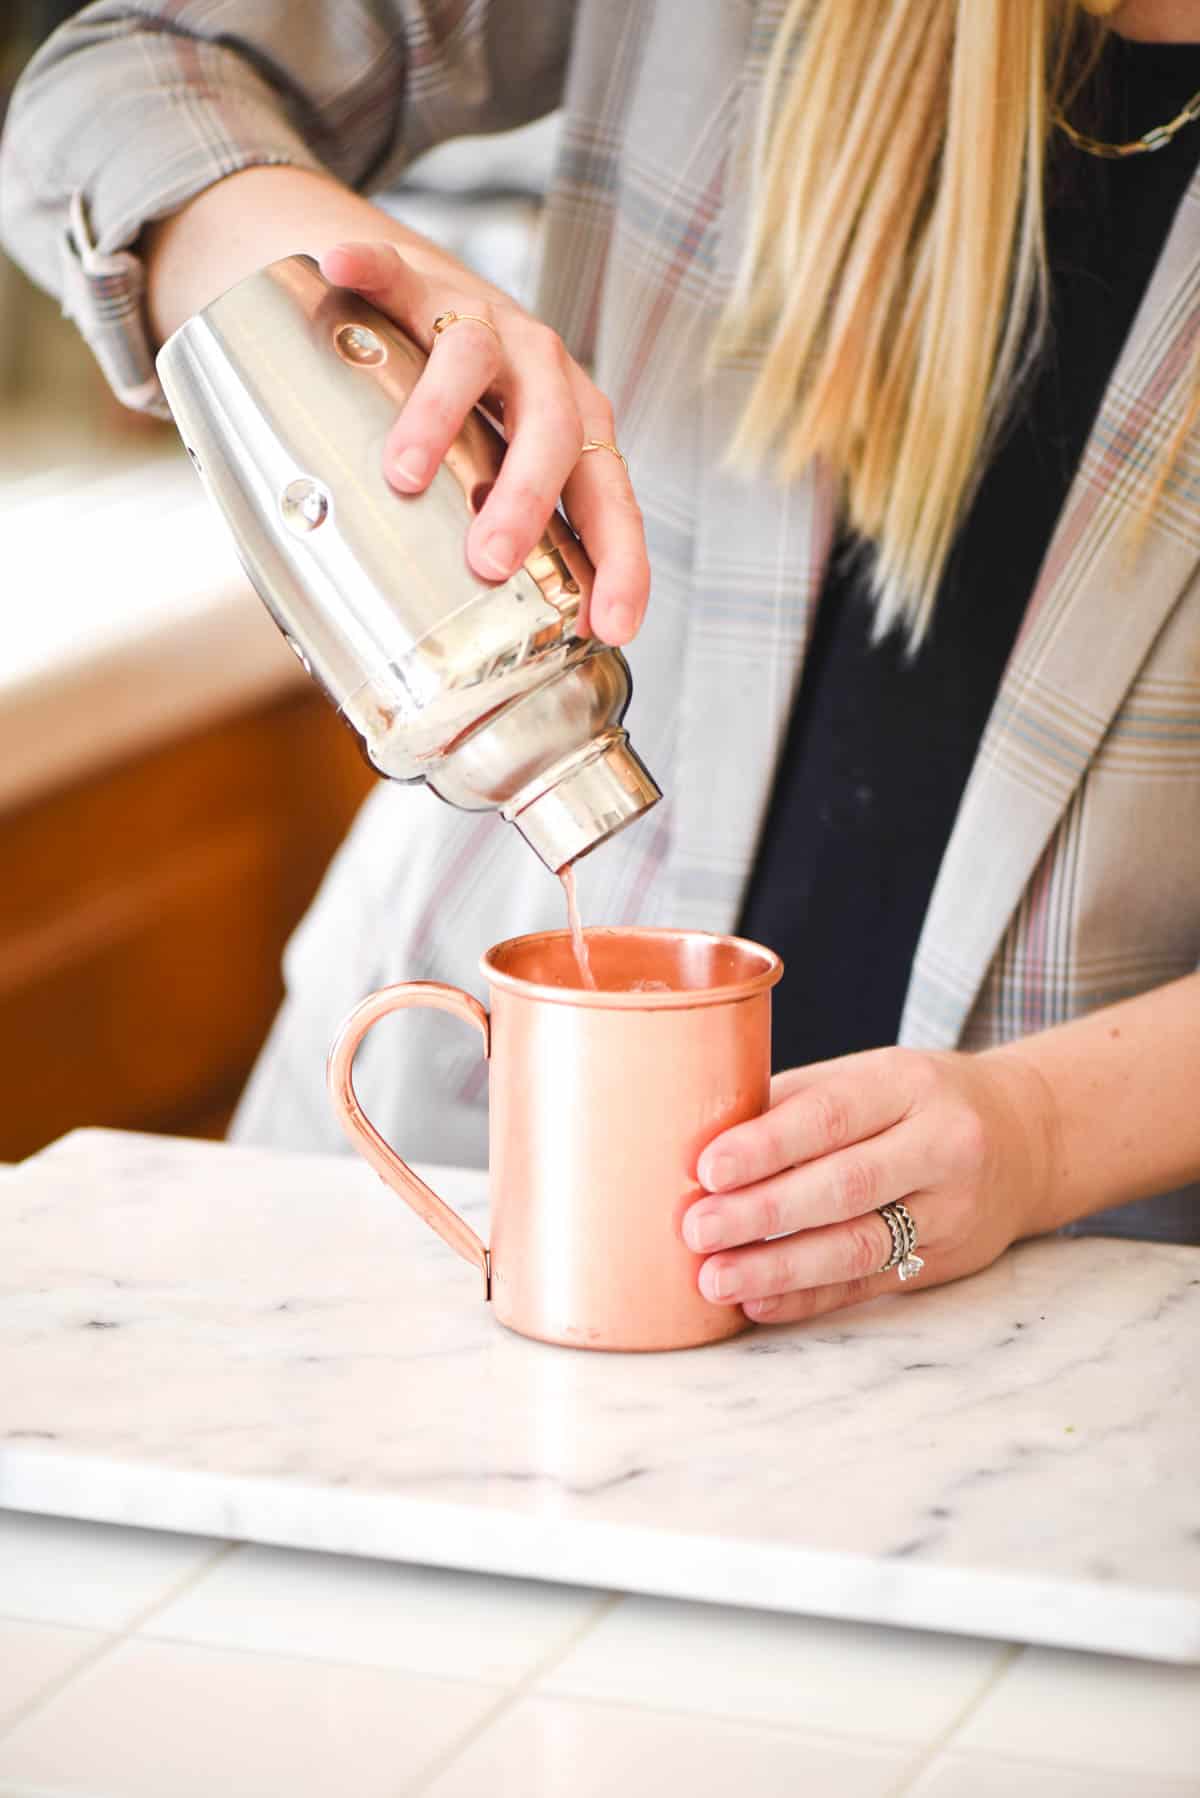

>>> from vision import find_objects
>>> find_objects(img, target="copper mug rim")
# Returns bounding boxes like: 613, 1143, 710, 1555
482, 926, 783, 1011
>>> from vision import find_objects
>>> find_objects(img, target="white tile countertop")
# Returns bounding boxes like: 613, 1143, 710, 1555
0, 1510, 1198, 1796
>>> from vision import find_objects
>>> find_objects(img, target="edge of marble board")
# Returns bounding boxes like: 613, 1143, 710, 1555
2, 1446, 1196, 1664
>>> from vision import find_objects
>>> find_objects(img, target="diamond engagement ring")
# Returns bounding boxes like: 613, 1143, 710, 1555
877, 1200, 925, 1282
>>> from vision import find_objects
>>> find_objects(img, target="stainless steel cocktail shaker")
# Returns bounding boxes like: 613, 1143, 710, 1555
156, 255, 660, 871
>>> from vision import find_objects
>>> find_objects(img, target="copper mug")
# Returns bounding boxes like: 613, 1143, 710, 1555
327, 928, 782, 1351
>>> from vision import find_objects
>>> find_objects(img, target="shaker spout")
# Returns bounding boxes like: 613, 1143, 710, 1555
504, 731, 661, 873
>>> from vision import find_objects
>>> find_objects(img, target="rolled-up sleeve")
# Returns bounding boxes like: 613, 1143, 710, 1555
0, 1, 575, 413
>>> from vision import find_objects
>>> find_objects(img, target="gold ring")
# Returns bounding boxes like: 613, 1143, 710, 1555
431, 310, 501, 344
579, 439, 629, 473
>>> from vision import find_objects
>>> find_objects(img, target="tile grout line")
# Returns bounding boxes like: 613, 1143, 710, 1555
0, 1538, 241, 1745
891, 1739, 1200, 1790
884, 1641, 1025, 1798
398, 1675, 973, 1750
398, 1589, 627, 1798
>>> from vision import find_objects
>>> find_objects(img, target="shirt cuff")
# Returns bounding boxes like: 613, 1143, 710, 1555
59, 151, 323, 419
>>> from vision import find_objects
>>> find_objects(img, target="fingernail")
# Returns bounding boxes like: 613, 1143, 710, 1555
745, 1297, 780, 1321
685, 1211, 723, 1253
703, 1265, 735, 1302
392, 447, 429, 489
700, 1152, 738, 1192
478, 532, 517, 578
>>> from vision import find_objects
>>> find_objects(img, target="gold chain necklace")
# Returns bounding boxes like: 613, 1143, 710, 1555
1055, 85, 1200, 158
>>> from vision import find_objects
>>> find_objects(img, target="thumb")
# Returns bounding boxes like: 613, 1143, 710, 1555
319, 241, 426, 330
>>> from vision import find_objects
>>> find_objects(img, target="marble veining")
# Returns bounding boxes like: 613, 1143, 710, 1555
1, 1129, 1198, 1661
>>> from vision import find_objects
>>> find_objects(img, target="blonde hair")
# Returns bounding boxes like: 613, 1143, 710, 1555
717, 0, 1091, 644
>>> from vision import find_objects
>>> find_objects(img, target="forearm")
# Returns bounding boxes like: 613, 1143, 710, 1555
143, 165, 508, 346
986, 970, 1200, 1234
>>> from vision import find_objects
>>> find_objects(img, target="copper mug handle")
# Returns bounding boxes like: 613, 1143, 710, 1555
327, 982, 492, 1298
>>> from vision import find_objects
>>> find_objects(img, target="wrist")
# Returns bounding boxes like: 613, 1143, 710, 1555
977, 1043, 1065, 1239
142, 165, 482, 346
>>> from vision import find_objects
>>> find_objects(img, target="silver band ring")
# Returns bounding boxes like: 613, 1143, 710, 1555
877, 1203, 905, 1272
877, 1200, 925, 1283
579, 438, 629, 473
431, 309, 501, 345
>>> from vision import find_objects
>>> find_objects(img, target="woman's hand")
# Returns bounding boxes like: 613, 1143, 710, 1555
320, 241, 649, 647
682, 1047, 1061, 1324
144, 169, 649, 648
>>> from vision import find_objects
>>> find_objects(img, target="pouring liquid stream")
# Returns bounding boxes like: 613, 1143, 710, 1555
559, 867, 672, 993
560, 864, 598, 990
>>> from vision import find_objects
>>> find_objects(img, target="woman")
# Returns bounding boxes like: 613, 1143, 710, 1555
3, 0, 1198, 1326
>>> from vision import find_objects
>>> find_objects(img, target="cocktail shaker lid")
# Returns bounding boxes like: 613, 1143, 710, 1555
504, 730, 660, 873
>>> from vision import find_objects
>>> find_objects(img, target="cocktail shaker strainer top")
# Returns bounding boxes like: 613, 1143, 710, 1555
156, 254, 660, 872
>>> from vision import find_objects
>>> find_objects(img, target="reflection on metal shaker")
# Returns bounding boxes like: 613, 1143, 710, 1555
156, 255, 660, 872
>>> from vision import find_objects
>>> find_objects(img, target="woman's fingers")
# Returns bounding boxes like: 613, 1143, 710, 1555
742, 1274, 906, 1325
463, 329, 585, 582
322, 241, 466, 492
322, 241, 505, 502
743, 1230, 990, 1324
768, 1059, 844, 1106
683, 1118, 930, 1253
698, 1048, 922, 1194
697, 1196, 928, 1306
321, 240, 648, 642
320, 241, 424, 325
385, 317, 505, 503
561, 410, 650, 645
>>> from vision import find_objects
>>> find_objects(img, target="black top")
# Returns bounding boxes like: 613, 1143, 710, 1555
738, 35, 1200, 1072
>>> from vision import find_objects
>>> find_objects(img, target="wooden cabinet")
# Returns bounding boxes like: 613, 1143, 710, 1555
0, 692, 375, 1159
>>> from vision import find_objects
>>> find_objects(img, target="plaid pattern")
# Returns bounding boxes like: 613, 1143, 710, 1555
905, 175, 1200, 1055
3, 3, 1197, 1237
55, 192, 171, 417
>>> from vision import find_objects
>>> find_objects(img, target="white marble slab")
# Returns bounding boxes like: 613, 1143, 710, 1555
2, 1128, 1198, 1663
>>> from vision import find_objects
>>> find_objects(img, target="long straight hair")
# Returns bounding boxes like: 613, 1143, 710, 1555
716, 0, 1095, 644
